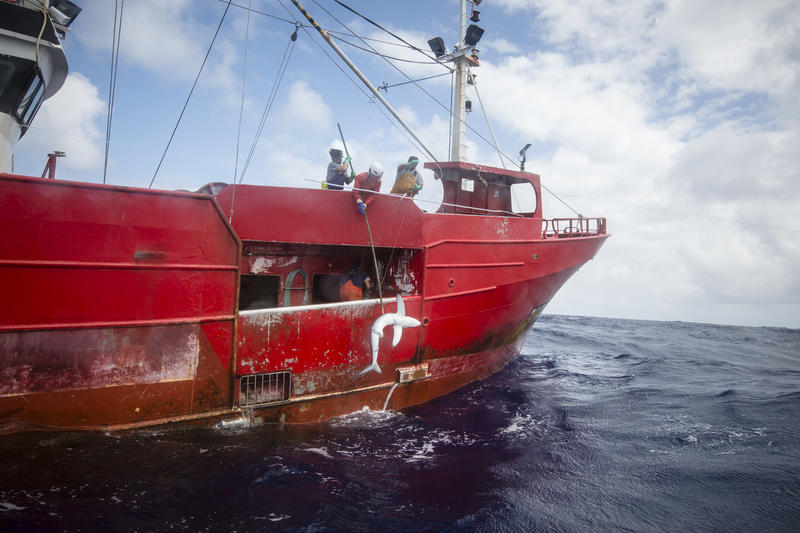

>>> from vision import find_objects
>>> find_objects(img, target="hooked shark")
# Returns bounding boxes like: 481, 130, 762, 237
358, 296, 421, 376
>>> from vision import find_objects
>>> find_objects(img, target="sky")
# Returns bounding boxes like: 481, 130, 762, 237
12, 0, 800, 328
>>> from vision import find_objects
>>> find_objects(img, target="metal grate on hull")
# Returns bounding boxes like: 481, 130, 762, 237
238, 372, 292, 407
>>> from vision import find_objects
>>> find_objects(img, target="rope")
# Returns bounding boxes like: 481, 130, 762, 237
34, 4, 48, 68
301, 180, 523, 217
148, 0, 232, 189
363, 211, 385, 313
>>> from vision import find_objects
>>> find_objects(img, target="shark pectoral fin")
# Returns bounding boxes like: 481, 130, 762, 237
391, 324, 403, 347
396, 295, 406, 317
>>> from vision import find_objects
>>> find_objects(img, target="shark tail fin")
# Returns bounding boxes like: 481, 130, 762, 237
357, 361, 382, 376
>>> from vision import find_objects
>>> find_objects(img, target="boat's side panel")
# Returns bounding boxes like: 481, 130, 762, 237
419, 212, 607, 358
216, 185, 424, 249
0, 175, 241, 432
237, 297, 423, 396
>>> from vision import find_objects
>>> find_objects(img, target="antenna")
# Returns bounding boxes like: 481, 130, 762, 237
519, 143, 531, 171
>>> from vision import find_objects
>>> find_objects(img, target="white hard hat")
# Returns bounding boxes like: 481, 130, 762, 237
368, 161, 383, 178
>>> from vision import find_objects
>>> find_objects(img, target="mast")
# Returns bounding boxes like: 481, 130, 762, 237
290, 0, 438, 162
450, 1, 468, 161
431, 0, 483, 161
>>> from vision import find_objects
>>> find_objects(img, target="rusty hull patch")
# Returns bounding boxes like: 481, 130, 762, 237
0, 324, 200, 395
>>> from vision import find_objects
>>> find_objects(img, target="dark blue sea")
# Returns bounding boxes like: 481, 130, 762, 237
2, 315, 799, 532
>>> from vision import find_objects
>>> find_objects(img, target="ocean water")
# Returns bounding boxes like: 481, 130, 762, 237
1, 315, 799, 532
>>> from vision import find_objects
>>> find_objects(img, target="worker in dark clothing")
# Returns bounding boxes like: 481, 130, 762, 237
353, 161, 383, 214
324, 148, 354, 190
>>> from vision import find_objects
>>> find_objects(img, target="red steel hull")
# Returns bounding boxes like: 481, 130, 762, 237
0, 167, 607, 434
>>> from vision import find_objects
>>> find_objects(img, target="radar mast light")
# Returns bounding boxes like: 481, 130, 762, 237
427, 37, 446, 58
464, 24, 484, 47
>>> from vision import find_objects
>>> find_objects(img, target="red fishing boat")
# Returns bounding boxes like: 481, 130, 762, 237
0, 0, 608, 434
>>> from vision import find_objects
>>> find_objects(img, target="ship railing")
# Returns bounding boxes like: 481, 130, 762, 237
542, 217, 607, 239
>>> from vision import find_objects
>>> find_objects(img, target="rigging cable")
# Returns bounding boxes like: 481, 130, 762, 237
378, 72, 451, 91
309, 0, 446, 161
104, 0, 124, 184
148, 0, 232, 189
330, 35, 445, 64
329, 0, 585, 215
237, 26, 298, 183
214, 0, 296, 24
228, 0, 252, 223
282, 5, 433, 161
470, 69, 505, 169
331, 0, 448, 66
319, 1, 515, 171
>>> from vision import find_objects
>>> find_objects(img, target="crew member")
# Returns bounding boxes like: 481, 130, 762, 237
324, 148, 353, 190
339, 269, 373, 301
390, 156, 423, 196
353, 162, 383, 214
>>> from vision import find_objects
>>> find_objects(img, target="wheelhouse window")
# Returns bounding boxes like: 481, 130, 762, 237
0, 59, 15, 97
13, 69, 45, 128
510, 182, 538, 216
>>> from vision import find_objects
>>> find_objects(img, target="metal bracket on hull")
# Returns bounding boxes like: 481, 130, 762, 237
397, 363, 430, 383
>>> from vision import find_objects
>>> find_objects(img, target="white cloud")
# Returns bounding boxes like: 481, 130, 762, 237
659, 1, 800, 95
279, 80, 332, 131
18, 73, 105, 173
482, 38, 520, 55
76, 0, 239, 87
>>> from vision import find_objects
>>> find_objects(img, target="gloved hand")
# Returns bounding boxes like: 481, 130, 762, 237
344, 155, 351, 164
346, 171, 355, 185
412, 183, 422, 191
321, 180, 328, 190
356, 199, 367, 214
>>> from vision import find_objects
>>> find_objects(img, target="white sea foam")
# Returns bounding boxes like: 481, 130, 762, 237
0, 501, 26, 511
302, 447, 333, 458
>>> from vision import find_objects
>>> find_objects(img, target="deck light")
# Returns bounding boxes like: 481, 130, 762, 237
470, 10, 480, 22
464, 24, 484, 46
49, 0, 82, 28
427, 37, 446, 58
